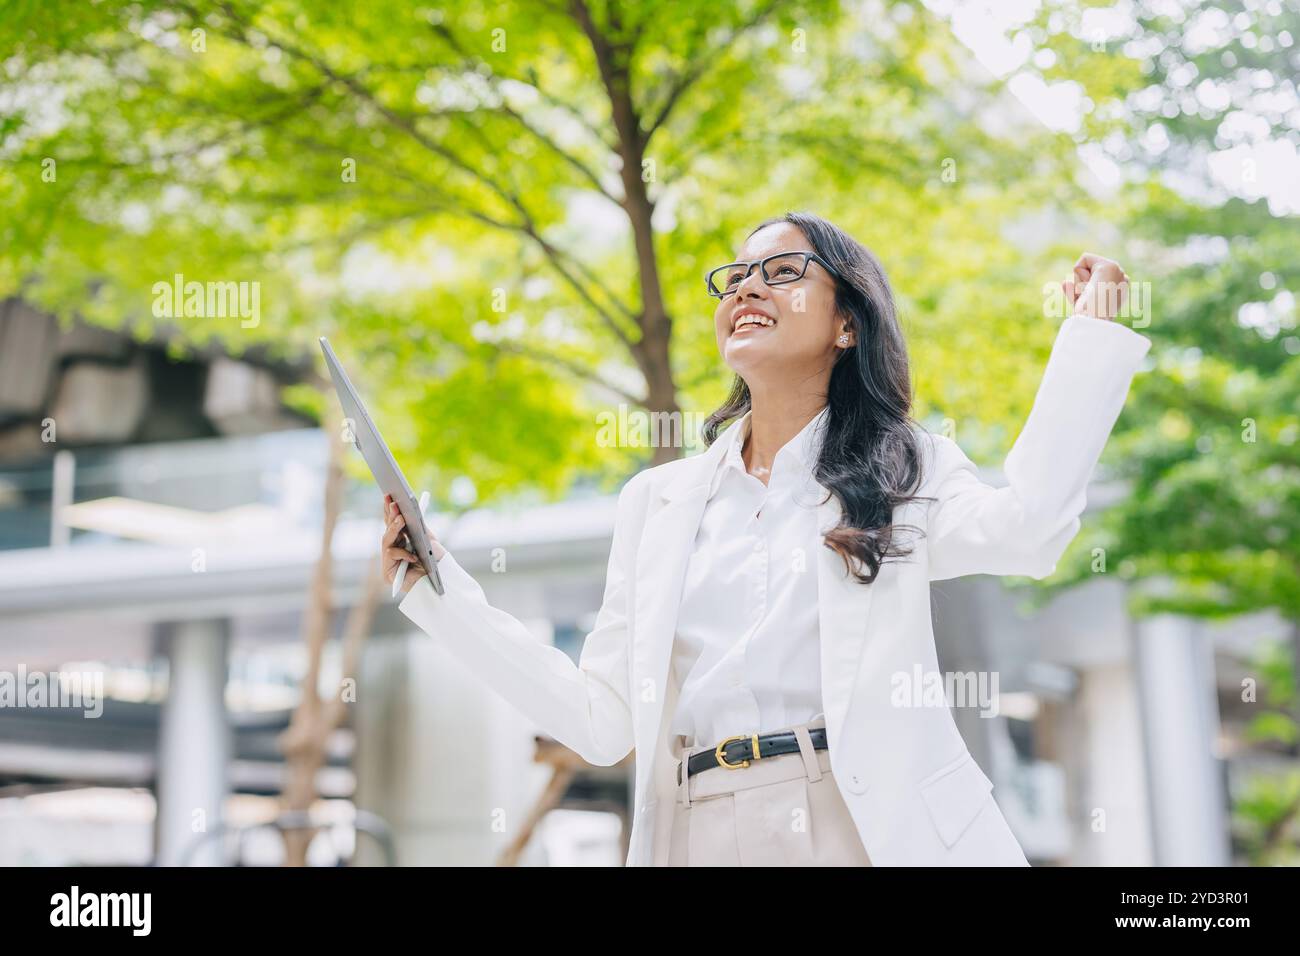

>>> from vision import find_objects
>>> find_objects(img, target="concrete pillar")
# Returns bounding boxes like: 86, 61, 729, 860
1073, 661, 1153, 865
49, 450, 74, 548
1133, 613, 1231, 866
353, 625, 551, 866
154, 618, 231, 866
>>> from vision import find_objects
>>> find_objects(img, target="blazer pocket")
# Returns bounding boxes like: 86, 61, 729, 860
918, 752, 994, 848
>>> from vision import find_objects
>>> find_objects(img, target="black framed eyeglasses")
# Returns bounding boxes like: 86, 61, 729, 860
705, 250, 840, 299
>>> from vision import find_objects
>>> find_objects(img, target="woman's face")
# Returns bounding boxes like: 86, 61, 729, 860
713, 222, 850, 376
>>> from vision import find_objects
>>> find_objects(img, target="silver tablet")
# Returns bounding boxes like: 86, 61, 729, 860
318, 337, 445, 596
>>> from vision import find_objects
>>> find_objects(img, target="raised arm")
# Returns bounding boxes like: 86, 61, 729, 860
926, 310, 1152, 582
396, 475, 648, 767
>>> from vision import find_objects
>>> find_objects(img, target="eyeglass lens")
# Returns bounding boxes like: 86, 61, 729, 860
711, 253, 812, 296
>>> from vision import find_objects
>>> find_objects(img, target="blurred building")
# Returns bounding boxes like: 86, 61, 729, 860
0, 299, 1287, 866
0, 300, 625, 865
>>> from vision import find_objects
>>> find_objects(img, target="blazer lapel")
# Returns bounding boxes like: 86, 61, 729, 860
630, 429, 733, 776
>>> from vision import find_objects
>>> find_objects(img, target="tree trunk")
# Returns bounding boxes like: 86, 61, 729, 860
276, 406, 386, 866
573, 0, 683, 468
277, 408, 344, 865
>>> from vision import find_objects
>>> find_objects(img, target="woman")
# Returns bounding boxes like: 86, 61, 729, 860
382, 212, 1151, 866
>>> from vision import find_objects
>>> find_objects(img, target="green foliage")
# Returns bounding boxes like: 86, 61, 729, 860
1017, 0, 1299, 625
1234, 639, 1300, 865
1007, 0, 1299, 863
0, 0, 1085, 504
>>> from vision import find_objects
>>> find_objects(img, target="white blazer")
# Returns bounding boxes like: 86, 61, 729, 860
399, 313, 1153, 866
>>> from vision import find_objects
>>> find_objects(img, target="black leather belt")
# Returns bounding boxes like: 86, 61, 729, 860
678, 728, 829, 784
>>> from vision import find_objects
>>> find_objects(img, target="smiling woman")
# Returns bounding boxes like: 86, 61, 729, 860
705, 212, 924, 586
389, 209, 1151, 867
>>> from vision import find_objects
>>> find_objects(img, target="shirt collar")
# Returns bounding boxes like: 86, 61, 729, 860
709, 405, 830, 498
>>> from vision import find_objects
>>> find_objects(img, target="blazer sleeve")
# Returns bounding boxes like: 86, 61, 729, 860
396, 476, 645, 767
925, 314, 1153, 582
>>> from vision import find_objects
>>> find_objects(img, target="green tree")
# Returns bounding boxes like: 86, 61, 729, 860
2, 0, 1088, 491
1021, 0, 1300, 863
1235, 638, 1300, 864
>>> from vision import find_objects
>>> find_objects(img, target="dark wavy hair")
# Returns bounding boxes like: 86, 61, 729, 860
702, 211, 929, 584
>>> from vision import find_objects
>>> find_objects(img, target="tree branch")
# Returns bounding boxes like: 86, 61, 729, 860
200, 1, 531, 225
489, 339, 646, 406
426, 22, 622, 204
641, 0, 788, 147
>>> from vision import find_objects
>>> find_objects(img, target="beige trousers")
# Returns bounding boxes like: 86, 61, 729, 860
655, 716, 873, 866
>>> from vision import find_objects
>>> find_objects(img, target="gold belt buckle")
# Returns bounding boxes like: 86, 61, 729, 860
715, 733, 762, 770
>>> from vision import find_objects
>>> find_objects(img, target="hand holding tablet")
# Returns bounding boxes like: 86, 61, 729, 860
382, 492, 443, 596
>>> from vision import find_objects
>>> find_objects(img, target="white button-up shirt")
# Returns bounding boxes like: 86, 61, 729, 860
668, 405, 831, 750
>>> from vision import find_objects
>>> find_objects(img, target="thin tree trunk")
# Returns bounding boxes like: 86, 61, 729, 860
277, 408, 344, 865
277, 406, 386, 866
572, 0, 682, 467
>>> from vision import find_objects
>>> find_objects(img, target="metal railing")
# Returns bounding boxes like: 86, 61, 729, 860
177, 809, 397, 867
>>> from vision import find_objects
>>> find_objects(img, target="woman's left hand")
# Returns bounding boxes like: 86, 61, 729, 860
1062, 252, 1129, 322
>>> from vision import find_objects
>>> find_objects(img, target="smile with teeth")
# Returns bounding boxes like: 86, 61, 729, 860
733, 312, 777, 332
